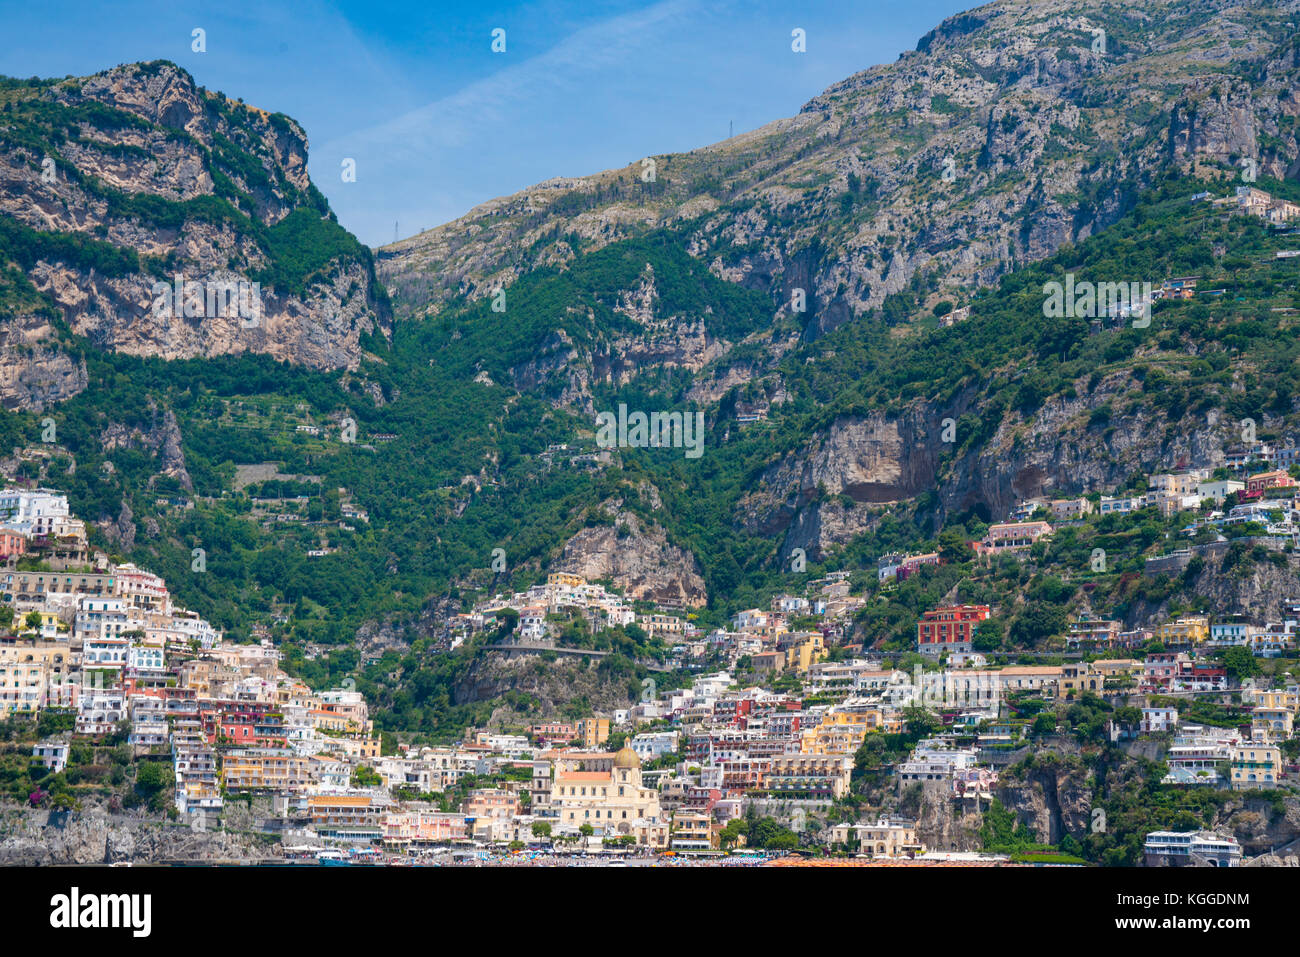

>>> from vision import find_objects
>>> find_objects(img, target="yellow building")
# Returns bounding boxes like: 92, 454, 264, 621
548, 573, 587, 588
577, 717, 611, 749
550, 746, 664, 844
1057, 661, 1105, 698
641, 615, 688, 642
1231, 743, 1282, 790
1056, 659, 1139, 698
829, 818, 925, 857
322, 735, 383, 760
221, 749, 314, 791
1092, 658, 1141, 680
799, 711, 875, 755
1250, 692, 1295, 742
670, 809, 718, 850
0, 642, 69, 716
1155, 617, 1210, 645
779, 632, 826, 673
21, 611, 61, 639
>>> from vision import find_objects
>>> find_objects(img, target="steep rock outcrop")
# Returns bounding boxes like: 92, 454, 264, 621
0, 805, 278, 865
0, 61, 390, 374
554, 501, 707, 607
0, 314, 87, 410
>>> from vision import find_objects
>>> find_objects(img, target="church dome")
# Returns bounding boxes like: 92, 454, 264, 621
612, 745, 640, 769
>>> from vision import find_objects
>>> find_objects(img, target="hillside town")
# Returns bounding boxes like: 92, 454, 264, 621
2, 466, 1298, 868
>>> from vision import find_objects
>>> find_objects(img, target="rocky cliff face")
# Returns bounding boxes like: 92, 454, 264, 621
0, 61, 390, 375
374, 0, 1300, 572
0, 804, 278, 865
0, 314, 87, 410
453, 652, 639, 721
1135, 550, 1300, 627
912, 779, 986, 851
554, 497, 708, 607
996, 749, 1097, 846
737, 409, 944, 559
379, 0, 1300, 337
100, 402, 193, 491
994, 742, 1300, 860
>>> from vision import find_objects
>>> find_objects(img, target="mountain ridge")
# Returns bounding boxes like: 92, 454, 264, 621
0, 59, 391, 409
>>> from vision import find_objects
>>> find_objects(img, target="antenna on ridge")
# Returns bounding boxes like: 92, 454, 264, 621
394, 221, 398, 244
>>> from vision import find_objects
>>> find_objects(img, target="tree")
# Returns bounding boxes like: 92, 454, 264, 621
1220, 646, 1259, 681
972, 617, 1005, 652
902, 704, 940, 739
718, 818, 747, 849
531, 821, 551, 838
980, 798, 1036, 852
578, 823, 594, 838
23, 611, 43, 633
937, 528, 974, 563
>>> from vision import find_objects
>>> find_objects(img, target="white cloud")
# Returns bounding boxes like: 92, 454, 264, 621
318, 0, 700, 171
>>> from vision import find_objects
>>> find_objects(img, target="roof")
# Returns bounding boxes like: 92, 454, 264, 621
308, 794, 375, 807
556, 771, 610, 783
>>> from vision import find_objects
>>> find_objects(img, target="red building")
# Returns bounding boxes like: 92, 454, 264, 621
917, 605, 991, 655
1246, 470, 1296, 495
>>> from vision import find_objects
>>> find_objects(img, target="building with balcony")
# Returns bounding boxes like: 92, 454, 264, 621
670, 809, 718, 850
829, 817, 924, 857
916, 604, 991, 656
1231, 743, 1282, 790
1143, 830, 1241, 867
308, 791, 391, 841
764, 753, 852, 799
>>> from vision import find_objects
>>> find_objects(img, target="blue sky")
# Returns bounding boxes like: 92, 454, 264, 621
2, 0, 970, 247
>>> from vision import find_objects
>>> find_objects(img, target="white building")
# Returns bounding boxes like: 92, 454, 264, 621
32, 738, 69, 773
0, 488, 70, 538
74, 596, 128, 648
127, 645, 166, 673
128, 695, 169, 748
1143, 830, 1241, 867
1140, 707, 1179, 734
76, 688, 125, 736
1197, 480, 1244, 504
630, 730, 679, 761
897, 741, 978, 783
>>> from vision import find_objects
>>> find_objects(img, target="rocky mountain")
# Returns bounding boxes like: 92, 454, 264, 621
372, 0, 1300, 571
0, 3, 1297, 737
379, 0, 1299, 334
0, 60, 390, 407
553, 495, 708, 607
